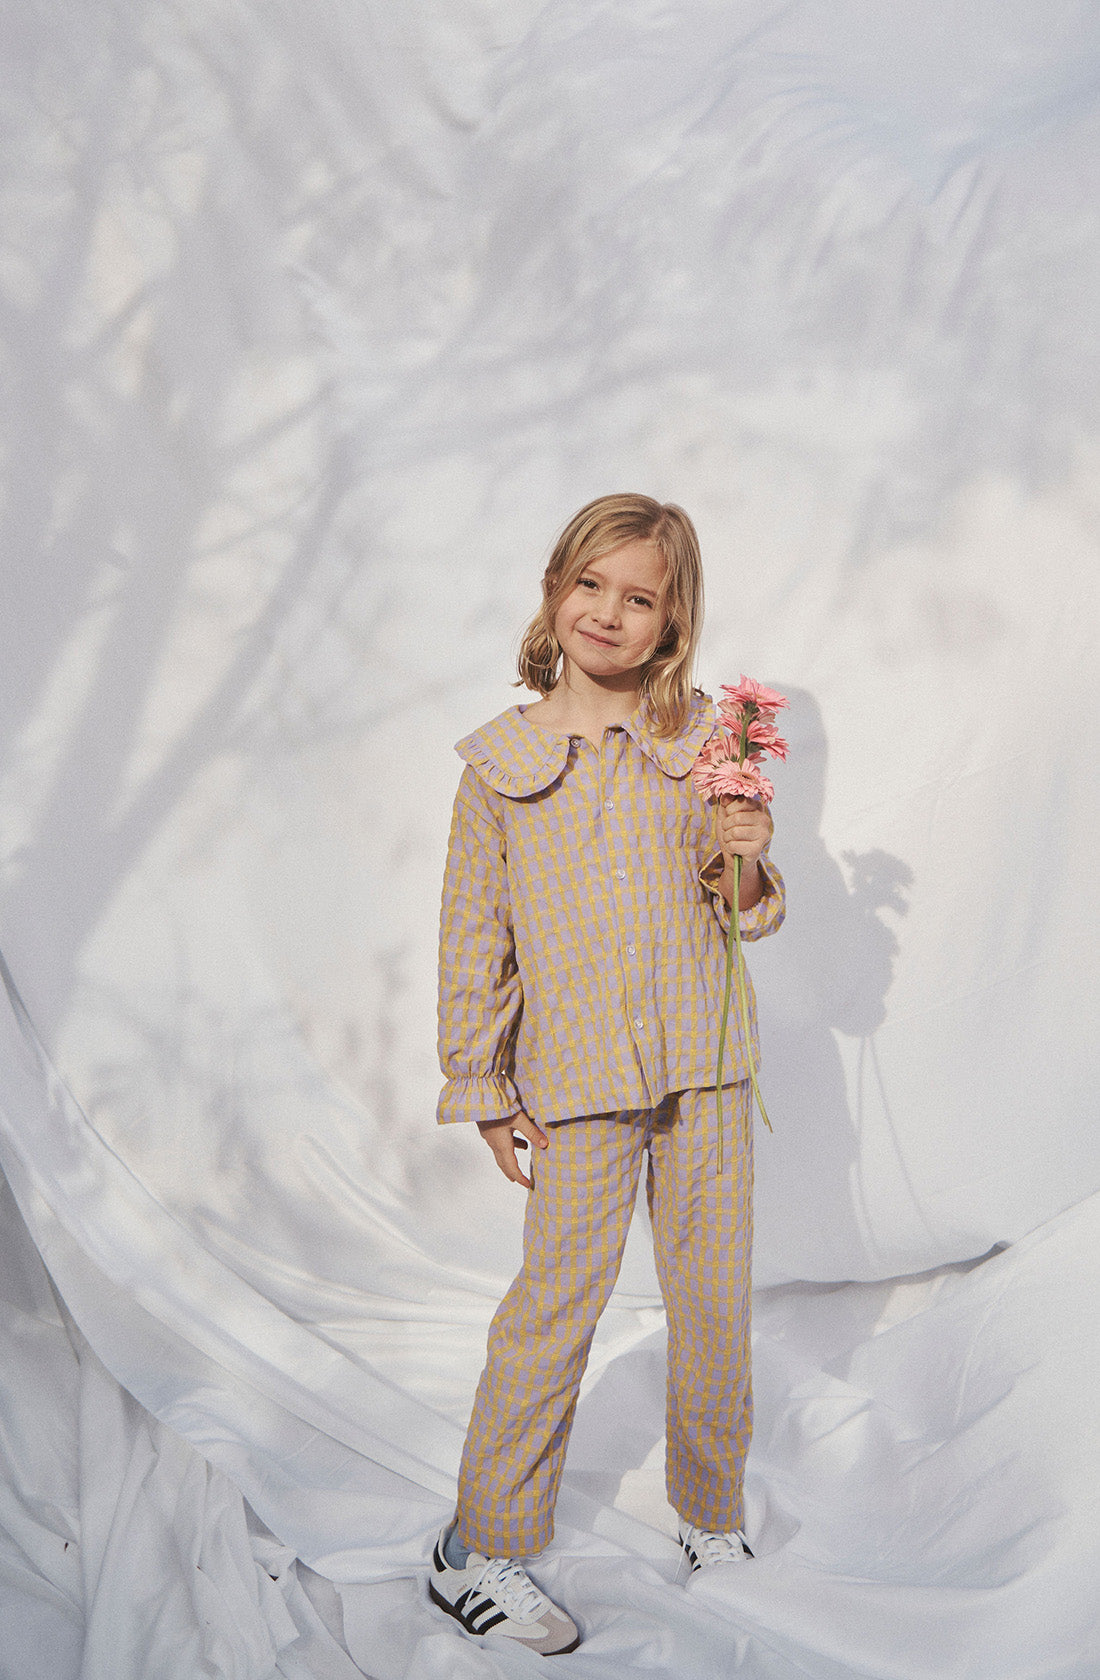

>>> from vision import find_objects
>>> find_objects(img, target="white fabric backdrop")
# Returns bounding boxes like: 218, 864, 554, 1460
1, 2, 1098, 1674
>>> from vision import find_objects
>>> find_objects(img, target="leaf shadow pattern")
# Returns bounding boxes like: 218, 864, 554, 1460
0, 5, 361, 1042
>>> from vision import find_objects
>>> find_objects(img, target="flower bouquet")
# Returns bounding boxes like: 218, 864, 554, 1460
692, 676, 788, 1171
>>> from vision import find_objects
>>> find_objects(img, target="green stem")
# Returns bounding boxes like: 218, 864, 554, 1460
731, 854, 772, 1136
715, 852, 772, 1177
714, 886, 737, 1176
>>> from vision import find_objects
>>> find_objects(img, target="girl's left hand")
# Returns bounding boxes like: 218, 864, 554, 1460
717, 795, 773, 873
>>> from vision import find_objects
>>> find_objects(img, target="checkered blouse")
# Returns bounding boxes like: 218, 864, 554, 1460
437, 693, 785, 1128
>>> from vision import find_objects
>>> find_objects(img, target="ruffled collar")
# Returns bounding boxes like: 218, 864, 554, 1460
456, 692, 715, 798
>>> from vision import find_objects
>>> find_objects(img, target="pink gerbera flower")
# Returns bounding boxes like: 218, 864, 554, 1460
719, 675, 789, 718
741, 717, 789, 761
692, 676, 790, 1170
691, 738, 775, 804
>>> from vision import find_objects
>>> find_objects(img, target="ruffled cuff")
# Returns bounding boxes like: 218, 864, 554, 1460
700, 851, 785, 941
436, 1071, 523, 1127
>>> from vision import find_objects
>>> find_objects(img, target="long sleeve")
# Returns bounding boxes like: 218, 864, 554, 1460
436, 766, 525, 1125
699, 848, 786, 941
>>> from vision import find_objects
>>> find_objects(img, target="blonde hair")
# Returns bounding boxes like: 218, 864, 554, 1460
516, 493, 704, 738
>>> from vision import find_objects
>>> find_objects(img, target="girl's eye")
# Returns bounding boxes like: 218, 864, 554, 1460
630, 596, 654, 609
578, 577, 598, 590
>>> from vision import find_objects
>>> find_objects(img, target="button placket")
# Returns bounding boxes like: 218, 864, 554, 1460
603, 734, 647, 1054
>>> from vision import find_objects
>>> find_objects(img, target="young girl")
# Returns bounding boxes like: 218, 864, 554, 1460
429, 494, 785, 1654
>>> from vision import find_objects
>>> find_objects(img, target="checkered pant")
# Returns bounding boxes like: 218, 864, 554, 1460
455, 1083, 753, 1556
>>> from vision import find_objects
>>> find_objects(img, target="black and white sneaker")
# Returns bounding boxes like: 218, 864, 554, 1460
428, 1528, 580, 1655
678, 1519, 754, 1570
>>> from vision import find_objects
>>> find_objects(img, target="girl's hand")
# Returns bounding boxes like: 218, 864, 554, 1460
717, 794, 773, 871
716, 795, 774, 910
477, 1111, 549, 1190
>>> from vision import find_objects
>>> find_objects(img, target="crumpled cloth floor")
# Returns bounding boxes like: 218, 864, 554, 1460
0, 1166, 361, 1680
4, 1142, 1097, 1677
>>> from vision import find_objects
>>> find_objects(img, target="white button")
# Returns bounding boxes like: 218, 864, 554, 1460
615, 868, 626, 881
633, 1017, 644, 1029
604, 799, 614, 811
626, 944, 636, 955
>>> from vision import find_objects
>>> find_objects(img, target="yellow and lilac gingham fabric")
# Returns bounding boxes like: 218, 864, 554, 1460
437, 694, 785, 1128
456, 1085, 754, 1555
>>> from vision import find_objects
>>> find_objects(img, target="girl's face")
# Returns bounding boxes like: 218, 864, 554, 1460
553, 540, 668, 690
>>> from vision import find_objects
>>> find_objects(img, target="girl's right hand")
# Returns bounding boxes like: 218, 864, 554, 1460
477, 1112, 549, 1190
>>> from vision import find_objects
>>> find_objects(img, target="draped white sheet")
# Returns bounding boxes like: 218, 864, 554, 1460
1, 1, 1099, 1674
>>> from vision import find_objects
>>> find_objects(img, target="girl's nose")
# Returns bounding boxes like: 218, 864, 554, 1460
593, 597, 621, 626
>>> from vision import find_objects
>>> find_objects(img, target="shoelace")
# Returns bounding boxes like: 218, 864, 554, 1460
686, 1526, 748, 1566
471, 1556, 549, 1623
